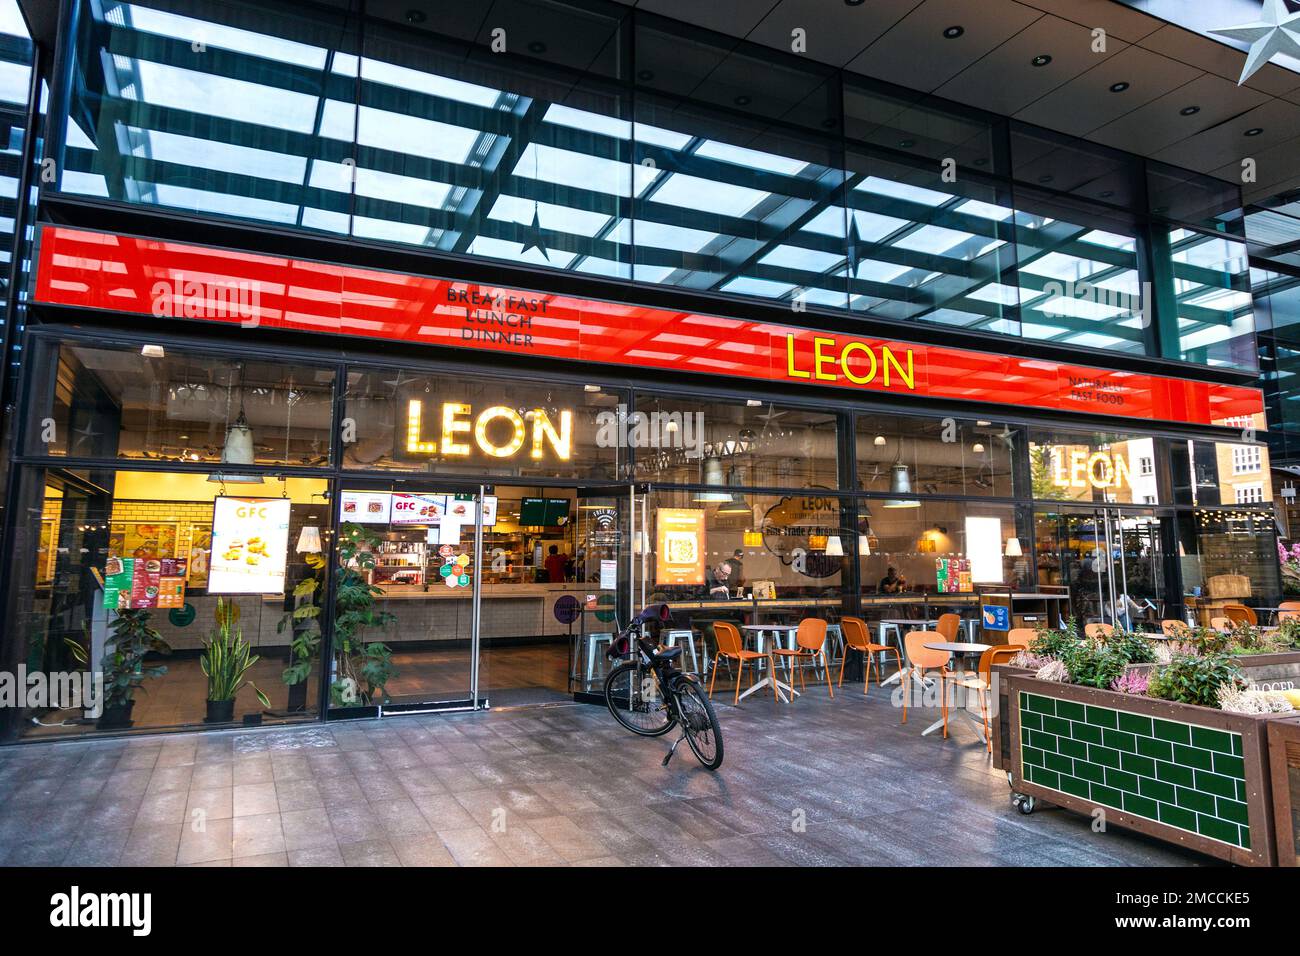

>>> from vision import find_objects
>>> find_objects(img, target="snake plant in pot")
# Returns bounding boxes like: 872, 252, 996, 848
97, 608, 172, 729
201, 598, 271, 723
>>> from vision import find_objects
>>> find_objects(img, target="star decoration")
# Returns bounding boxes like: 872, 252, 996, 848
519, 205, 549, 261
1210, 0, 1300, 84
72, 421, 101, 450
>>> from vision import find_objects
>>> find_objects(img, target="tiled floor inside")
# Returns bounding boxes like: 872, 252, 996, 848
0, 684, 1212, 866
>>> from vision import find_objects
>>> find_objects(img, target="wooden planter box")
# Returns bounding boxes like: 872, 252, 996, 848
1007, 675, 1282, 866
1268, 717, 1300, 867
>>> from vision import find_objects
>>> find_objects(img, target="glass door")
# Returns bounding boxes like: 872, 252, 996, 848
1033, 507, 1164, 629
332, 484, 484, 712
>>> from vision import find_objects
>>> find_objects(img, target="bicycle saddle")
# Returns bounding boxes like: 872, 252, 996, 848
654, 645, 683, 661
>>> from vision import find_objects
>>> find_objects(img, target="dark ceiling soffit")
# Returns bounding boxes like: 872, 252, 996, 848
16, 0, 58, 48
38, 192, 1263, 389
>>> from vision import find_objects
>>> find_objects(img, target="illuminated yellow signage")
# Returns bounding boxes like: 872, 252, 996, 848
1051, 448, 1131, 490
784, 334, 916, 389
407, 400, 572, 460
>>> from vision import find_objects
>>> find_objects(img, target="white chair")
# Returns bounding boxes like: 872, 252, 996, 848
583, 632, 614, 685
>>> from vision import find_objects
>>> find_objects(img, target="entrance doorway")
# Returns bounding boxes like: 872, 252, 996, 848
1034, 508, 1165, 630
333, 482, 646, 712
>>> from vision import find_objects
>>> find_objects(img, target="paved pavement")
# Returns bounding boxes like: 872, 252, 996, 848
0, 687, 1210, 866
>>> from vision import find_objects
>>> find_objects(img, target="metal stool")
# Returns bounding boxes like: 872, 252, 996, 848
583, 632, 614, 685
663, 628, 703, 675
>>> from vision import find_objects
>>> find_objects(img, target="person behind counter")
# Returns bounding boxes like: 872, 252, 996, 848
879, 566, 907, 594
544, 545, 569, 583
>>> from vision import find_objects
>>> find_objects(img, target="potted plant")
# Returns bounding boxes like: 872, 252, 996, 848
332, 522, 398, 706
97, 609, 171, 728
278, 551, 326, 712
201, 598, 270, 723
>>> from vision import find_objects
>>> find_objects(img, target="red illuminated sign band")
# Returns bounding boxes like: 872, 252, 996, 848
32, 226, 1263, 428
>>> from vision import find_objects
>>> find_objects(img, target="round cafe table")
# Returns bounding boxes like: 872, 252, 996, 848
921, 641, 991, 741
739, 624, 800, 702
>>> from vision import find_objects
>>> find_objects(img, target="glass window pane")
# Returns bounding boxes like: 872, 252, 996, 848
856, 413, 1018, 498
1168, 229, 1256, 367
30, 340, 337, 467
344, 369, 624, 481
631, 393, 840, 489
1028, 428, 1161, 505
6, 466, 331, 738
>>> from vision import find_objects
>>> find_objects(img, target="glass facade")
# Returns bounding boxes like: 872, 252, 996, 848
3, 329, 1279, 741
48, 0, 1256, 368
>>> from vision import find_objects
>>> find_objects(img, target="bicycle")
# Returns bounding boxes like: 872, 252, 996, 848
603, 604, 724, 770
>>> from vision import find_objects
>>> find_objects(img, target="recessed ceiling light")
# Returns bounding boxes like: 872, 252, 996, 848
527, 40, 547, 53
405, 8, 426, 23
973, 157, 988, 166
943, 25, 965, 39
1038, 174, 1054, 184
1245, 127, 1264, 136
821, 117, 837, 128
734, 95, 751, 106
1099, 190, 1115, 198
1031, 54, 1052, 67
898, 139, 916, 148
844, 0, 865, 6
636, 69, 654, 81
1180, 105, 1200, 116
1109, 81, 1130, 92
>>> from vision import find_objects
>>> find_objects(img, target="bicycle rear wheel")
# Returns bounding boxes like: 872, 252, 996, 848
605, 662, 674, 737
674, 677, 724, 769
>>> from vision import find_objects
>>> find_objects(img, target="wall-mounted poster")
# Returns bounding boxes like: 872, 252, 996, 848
209, 497, 291, 594
339, 491, 391, 524
655, 508, 705, 586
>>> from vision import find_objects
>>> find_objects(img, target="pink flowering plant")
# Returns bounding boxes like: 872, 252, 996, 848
1278, 540, 1300, 593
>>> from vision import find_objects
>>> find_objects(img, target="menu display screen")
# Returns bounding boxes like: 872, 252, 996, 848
655, 508, 705, 586
208, 497, 291, 594
519, 497, 570, 526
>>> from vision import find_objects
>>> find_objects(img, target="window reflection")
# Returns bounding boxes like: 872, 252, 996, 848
856, 414, 1017, 498
1029, 428, 1161, 505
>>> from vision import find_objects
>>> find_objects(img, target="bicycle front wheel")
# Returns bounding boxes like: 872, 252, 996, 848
674, 677, 724, 770
605, 662, 674, 737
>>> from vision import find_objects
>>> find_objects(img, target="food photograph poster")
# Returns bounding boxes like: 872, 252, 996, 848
655, 508, 705, 586
208, 497, 291, 594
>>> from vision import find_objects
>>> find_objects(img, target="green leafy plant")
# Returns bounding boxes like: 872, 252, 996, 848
1106, 629, 1157, 665
201, 598, 271, 707
1028, 619, 1082, 661
1227, 620, 1265, 653
278, 551, 327, 687
1063, 639, 1127, 689
1279, 616, 1300, 647
1187, 625, 1232, 656
1147, 653, 1244, 708
100, 609, 172, 711
332, 522, 398, 705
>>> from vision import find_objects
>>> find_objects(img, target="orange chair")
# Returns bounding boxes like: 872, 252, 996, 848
1084, 622, 1114, 640
708, 621, 774, 704
1223, 604, 1257, 626
1210, 616, 1232, 632
838, 616, 902, 690
901, 631, 951, 731
936, 613, 962, 641
1160, 619, 1190, 639
942, 645, 1022, 751
772, 618, 834, 700
1006, 628, 1035, 648
1277, 602, 1300, 621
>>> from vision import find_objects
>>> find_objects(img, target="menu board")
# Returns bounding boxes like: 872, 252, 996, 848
102, 556, 188, 609
391, 493, 445, 525
339, 491, 391, 524
208, 497, 291, 594
655, 508, 705, 586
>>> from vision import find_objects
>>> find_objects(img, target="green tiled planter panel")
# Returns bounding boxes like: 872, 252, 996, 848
1019, 692, 1250, 849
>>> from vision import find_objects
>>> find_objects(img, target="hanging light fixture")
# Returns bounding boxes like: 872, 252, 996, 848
824, 535, 844, 556
858, 534, 871, 556
693, 456, 733, 502
296, 526, 322, 553
883, 443, 919, 508
208, 365, 262, 483
1005, 537, 1023, 557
